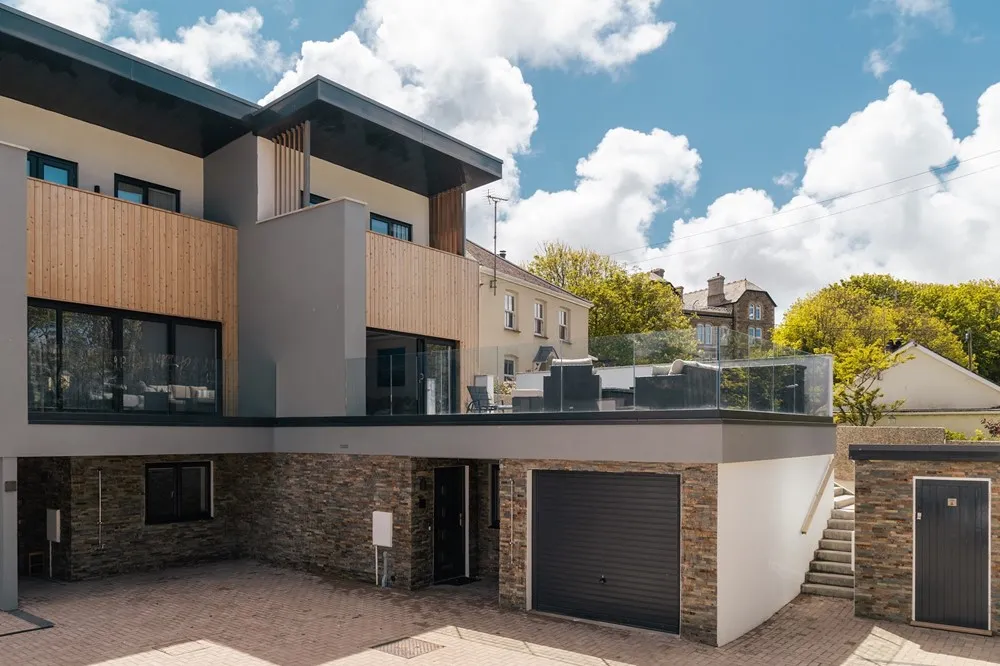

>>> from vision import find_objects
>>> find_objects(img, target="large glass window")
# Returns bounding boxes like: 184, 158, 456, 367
27, 306, 58, 411
114, 174, 180, 213
145, 462, 211, 524
370, 213, 412, 241
61, 311, 114, 411
26, 151, 78, 187
27, 300, 221, 414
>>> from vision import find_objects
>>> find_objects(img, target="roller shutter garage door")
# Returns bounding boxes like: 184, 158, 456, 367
532, 471, 680, 633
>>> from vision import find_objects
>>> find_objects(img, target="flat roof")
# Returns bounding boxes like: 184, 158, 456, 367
0, 4, 502, 195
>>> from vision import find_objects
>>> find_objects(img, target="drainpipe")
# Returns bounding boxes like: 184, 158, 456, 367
98, 467, 104, 550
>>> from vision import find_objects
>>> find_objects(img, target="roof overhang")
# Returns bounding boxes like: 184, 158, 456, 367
0, 4, 257, 156
253, 77, 503, 197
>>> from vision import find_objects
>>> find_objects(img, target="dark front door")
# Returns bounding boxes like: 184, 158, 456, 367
915, 478, 990, 631
434, 466, 466, 582
532, 471, 681, 633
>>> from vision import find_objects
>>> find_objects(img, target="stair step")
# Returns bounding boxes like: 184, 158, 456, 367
815, 549, 852, 563
834, 486, 847, 497
834, 495, 856, 509
827, 518, 855, 531
832, 508, 855, 520
823, 528, 854, 541
810, 560, 853, 575
801, 583, 854, 599
805, 571, 854, 588
819, 539, 853, 552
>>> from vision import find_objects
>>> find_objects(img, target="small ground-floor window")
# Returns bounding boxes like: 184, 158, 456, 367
145, 462, 212, 524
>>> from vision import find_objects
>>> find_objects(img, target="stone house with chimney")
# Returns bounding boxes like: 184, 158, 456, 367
649, 270, 776, 351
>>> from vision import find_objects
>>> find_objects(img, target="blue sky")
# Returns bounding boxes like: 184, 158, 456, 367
9, 0, 1000, 306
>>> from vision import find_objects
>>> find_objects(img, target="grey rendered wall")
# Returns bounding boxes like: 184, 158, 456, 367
22, 425, 272, 457
204, 133, 257, 227
0, 142, 28, 453
240, 199, 368, 417
274, 420, 833, 462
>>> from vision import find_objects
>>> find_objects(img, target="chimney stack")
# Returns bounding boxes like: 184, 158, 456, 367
707, 273, 726, 306
650, 268, 665, 278
498, 250, 507, 259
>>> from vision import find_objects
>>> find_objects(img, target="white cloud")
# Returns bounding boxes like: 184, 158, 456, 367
10, 0, 114, 40
865, 48, 892, 79
499, 128, 701, 258
607, 80, 1000, 313
111, 9, 285, 85
864, 0, 952, 79
773, 171, 798, 189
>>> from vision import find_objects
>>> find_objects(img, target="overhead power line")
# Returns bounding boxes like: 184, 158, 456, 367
628, 160, 1000, 268
606, 146, 1000, 260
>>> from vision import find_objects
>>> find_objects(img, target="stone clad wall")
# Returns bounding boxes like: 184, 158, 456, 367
854, 458, 1000, 631
258, 453, 415, 587
476, 460, 500, 578
62, 454, 267, 580
497, 459, 718, 646
835, 426, 945, 482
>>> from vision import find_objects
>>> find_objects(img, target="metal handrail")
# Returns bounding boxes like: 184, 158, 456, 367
801, 457, 835, 534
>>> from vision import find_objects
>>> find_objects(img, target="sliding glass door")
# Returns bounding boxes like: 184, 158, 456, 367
419, 339, 457, 415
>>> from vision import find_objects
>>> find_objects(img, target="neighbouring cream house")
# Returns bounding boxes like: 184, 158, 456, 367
875, 341, 1000, 435
466, 241, 592, 383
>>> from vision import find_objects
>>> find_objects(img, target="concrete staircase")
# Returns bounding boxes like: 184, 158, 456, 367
801, 484, 855, 599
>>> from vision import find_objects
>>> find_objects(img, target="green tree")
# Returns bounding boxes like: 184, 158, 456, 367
842, 274, 1000, 382
525, 242, 695, 364
831, 344, 906, 425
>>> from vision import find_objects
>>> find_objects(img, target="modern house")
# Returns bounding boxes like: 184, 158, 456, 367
465, 241, 592, 383
874, 342, 1000, 436
0, 4, 839, 650
650, 270, 776, 352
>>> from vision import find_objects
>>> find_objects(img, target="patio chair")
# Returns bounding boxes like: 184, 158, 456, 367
467, 385, 500, 413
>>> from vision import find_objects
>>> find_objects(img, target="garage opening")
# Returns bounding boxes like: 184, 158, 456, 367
532, 470, 680, 633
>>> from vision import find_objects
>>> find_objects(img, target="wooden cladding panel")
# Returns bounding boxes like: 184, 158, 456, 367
367, 231, 479, 403
26, 179, 239, 413
428, 186, 465, 255
273, 123, 306, 217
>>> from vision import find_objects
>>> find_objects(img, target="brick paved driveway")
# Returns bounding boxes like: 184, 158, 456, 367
3, 561, 1000, 665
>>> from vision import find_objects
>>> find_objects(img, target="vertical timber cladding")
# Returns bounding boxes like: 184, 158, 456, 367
532, 471, 681, 633
365, 231, 479, 408
26, 179, 239, 412
428, 186, 465, 256
272, 123, 307, 217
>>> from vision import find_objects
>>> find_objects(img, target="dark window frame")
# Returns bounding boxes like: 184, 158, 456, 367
27, 298, 223, 414
489, 463, 501, 528
26, 151, 78, 187
144, 462, 212, 525
376, 347, 407, 388
307, 192, 329, 205
114, 174, 181, 213
369, 213, 413, 241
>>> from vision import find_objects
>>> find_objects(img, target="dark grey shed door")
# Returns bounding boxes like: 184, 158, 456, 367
914, 478, 990, 631
532, 471, 680, 633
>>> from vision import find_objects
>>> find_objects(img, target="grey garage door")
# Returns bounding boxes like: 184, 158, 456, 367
532, 471, 680, 633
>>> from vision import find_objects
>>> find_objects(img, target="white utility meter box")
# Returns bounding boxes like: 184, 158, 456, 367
372, 511, 392, 548
46, 508, 61, 543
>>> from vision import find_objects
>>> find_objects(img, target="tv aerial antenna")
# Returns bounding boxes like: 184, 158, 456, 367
486, 190, 508, 295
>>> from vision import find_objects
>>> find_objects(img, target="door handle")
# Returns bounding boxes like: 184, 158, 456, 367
599, 575, 606, 584
459, 512, 463, 528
